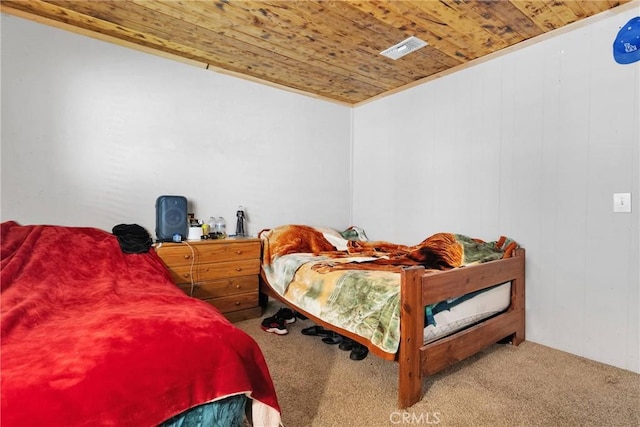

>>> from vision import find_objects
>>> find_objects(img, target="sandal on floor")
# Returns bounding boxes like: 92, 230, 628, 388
338, 337, 355, 351
321, 333, 343, 345
301, 325, 332, 337
349, 344, 369, 361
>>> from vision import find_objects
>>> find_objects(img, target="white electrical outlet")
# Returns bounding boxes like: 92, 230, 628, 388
613, 193, 631, 213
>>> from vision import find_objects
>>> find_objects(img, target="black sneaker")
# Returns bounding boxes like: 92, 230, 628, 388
274, 308, 297, 325
260, 316, 288, 335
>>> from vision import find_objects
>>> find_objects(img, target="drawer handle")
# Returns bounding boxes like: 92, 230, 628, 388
235, 267, 242, 272
235, 250, 243, 255
182, 273, 191, 279
234, 301, 241, 306
183, 254, 191, 260
235, 284, 241, 289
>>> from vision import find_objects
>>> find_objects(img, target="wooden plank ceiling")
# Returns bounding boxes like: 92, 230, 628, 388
1, 0, 632, 105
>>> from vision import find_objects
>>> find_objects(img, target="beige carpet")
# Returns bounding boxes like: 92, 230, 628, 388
236, 303, 640, 427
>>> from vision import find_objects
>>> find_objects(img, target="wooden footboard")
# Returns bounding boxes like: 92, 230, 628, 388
398, 248, 526, 408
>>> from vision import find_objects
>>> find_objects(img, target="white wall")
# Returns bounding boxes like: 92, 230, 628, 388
2, 7, 638, 374
0, 15, 352, 236
353, 7, 639, 373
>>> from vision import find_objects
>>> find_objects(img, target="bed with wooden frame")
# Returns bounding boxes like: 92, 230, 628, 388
258, 225, 525, 408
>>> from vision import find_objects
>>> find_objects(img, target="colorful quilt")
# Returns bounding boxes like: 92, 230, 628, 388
1, 221, 281, 427
260, 225, 517, 355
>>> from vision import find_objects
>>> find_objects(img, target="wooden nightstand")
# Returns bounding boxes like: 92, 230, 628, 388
154, 238, 262, 322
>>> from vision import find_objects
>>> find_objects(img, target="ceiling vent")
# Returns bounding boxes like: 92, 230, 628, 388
380, 36, 428, 60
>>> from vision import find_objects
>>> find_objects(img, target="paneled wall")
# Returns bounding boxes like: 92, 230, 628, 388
2, 7, 638, 374
352, 7, 639, 373
1, 15, 352, 236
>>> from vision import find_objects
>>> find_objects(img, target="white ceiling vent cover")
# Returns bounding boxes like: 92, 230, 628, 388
380, 36, 428, 60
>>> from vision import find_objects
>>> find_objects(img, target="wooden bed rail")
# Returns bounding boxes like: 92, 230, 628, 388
421, 248, 526, 305
398, 248, 526, 408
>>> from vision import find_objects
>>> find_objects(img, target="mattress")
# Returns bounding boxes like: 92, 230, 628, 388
423, 282, 511, 344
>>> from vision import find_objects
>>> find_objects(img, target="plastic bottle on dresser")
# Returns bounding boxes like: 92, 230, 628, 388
207, 217, 216, 237
214, 217, 226, 239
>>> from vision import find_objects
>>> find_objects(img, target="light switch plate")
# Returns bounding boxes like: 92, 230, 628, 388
613, 193, 631, 213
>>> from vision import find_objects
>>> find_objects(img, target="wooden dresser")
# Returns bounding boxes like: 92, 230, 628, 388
154, 238, 262, 322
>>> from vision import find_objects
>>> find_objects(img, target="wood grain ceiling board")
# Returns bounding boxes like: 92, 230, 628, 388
1, 0, 633, 105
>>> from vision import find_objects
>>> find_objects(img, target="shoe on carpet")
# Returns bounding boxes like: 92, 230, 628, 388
321, 333, 343, 345
260, 316, 288, 335
274, 307, 297, 325
338, 337, 355, 351
349, 343, 369, 361
301, 325, 333, 337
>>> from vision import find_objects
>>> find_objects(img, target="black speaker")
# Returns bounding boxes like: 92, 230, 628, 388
155, 195, 188, 242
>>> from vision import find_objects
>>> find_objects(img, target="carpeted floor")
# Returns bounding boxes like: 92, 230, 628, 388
236, 302, 640, 427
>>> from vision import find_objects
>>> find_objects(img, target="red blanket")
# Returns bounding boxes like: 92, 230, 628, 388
1, 221, 280, 426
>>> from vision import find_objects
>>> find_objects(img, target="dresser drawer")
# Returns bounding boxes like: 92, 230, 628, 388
177, 276, 258, 299
167, 258, 260, 284
154, 238, 262, 321
155, 241, 260, 265
201, 292, 259, 313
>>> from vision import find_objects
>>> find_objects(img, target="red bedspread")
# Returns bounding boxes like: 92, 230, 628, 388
1, 221, 280, 426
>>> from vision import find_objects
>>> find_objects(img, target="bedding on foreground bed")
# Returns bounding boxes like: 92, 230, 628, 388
260, 224, 518, 355
0, 221, 281, 426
